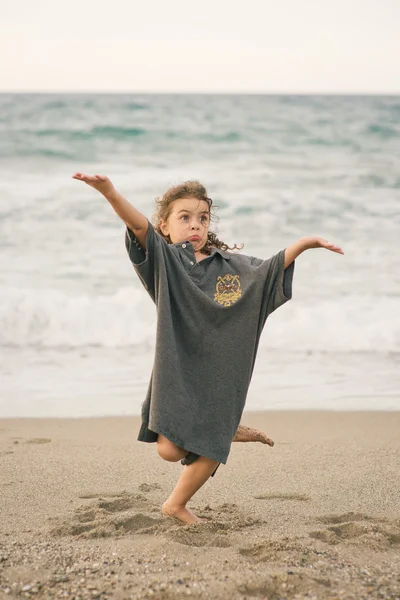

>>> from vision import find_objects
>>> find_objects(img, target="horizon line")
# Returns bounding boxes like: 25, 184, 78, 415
1, 90, 400, 96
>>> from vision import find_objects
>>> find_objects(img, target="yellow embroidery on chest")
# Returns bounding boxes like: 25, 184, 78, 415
214, 274, 242, 306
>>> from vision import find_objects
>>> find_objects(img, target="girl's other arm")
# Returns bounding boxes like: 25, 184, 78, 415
284, 236, 344, 269
72, 173, 148, 249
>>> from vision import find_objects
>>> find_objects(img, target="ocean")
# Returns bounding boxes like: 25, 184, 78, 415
0, 93, 399, 417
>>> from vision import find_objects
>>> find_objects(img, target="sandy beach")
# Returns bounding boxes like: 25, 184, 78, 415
1, 411, 399, 599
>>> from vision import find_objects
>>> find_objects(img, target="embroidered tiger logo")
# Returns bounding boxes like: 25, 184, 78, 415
214, 274, 242, 306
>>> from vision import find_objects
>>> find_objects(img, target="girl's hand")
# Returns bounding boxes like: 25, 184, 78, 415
285, 236, 344, 268
303, 236, 344, 255
72, 172, 116, 198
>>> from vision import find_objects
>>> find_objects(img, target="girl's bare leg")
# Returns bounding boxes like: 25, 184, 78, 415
157, 434, 218, 524
157, 426, 273, 526
162, 456, 219, 525
233, 424, 274, 446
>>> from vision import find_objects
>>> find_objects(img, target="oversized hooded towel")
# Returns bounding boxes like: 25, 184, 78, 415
125, 219, 295, 465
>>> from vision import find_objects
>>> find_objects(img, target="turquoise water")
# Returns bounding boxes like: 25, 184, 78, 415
0, 94, 399, 416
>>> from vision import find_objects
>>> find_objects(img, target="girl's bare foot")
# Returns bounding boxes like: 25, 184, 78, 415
162, 502, 208, 525
258, 431, 274, 446
233, 424, 274, 446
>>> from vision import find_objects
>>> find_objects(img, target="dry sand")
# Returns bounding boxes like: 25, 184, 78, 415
0, 411, 399, 599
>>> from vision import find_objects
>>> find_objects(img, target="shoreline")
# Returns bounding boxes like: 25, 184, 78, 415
1, 411, 399, 598
2, 406, 400, 420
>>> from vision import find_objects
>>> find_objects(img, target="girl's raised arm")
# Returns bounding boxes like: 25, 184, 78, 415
72, 173, 148, 249
284, 236, 344, 268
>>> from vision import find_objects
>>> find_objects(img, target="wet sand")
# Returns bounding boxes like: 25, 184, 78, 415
1, 411, 399, 599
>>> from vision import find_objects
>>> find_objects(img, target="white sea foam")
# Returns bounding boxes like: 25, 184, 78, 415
1, 286, 398, 353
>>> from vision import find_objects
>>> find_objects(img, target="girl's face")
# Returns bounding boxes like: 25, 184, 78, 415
160, 197, 210, 253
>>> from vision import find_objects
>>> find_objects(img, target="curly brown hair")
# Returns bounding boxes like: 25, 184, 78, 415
152, 180, 243, 255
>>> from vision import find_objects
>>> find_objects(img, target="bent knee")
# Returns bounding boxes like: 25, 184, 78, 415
157, 445, 183, 462
157, 436, 184, 462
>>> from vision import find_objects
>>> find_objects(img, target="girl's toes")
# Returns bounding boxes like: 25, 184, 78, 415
260, 434, 274, 446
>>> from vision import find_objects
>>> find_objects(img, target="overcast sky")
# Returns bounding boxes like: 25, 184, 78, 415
2, 0, 400, 93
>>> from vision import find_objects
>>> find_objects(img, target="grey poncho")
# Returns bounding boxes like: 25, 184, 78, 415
125, 219, 295, 465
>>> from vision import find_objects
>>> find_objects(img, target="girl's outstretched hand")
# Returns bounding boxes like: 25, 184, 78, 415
304, 236, 344, 255
72, 172, 115, 198
284, 236, 344, 268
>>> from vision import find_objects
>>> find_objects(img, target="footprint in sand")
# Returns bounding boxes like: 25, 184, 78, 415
309, 513, 400, 549
254, 492, 310, 502
314, 511, 380, 524
167, 526, 232, 548
9, 437, 51, 444
50, 491, 162, 539
138, 482, 162, 493
239, 536, 317, 566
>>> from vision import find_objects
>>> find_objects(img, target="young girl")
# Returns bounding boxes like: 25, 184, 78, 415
72, 172, 344, 525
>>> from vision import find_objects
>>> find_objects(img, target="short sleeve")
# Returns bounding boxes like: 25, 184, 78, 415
251, 249, 295, 322
124, 218, 168, 302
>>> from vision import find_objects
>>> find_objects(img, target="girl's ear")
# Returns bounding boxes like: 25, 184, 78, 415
159, 218, 169, 237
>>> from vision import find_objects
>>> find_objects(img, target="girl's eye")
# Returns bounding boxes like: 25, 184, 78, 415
179, 214, 208, 222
